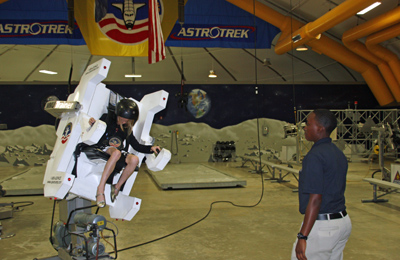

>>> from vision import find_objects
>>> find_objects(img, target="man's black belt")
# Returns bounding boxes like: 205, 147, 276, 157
317, 210, 347, 220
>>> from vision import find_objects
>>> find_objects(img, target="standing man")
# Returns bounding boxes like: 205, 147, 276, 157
292, 109, 352, 260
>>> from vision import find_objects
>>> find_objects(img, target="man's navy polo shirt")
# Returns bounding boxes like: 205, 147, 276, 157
298, 137, 348, 214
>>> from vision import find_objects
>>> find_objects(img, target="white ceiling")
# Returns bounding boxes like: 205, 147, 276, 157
0, 0, 399, 85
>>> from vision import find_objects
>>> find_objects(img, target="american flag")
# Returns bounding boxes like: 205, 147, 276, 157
148, 0, 166, 64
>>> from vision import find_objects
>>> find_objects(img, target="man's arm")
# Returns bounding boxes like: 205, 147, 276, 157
295, 193, 322, 260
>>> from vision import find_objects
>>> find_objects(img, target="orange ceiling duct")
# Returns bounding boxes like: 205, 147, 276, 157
274, 0, 379, 55
226, 0, 395, 106
343, 6, 400, 102
366, 23, 400, 92
225, 0, 304, 36
307, 37, 393, 106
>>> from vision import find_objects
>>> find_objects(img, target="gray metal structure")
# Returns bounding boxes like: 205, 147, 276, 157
296, 109, 400, 163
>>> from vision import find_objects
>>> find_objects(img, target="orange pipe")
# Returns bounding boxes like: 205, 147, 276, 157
226, 0, 395, 106
308, 37, 393, 106
225, 0, 304, 34
274, 0, 379, 55
343, 7, 400, 42
366, 23, 400, 91
343, 7, 400, 102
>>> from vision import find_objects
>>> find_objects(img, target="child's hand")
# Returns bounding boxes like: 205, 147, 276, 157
89, 118, 96, 126
151, 146, 161, 155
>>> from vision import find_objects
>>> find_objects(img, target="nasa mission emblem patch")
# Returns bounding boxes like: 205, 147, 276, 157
61, 122, 72, 144
96, 0, 164, 45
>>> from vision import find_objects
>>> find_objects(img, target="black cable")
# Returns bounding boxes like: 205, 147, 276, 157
289, 0, 297, 124
49, 200, 57, 251
95, 206, 100, 215
252, 0, 263, 171
116, 173, 264, 254
104, 227, 118, 259
115, 1, 265, 253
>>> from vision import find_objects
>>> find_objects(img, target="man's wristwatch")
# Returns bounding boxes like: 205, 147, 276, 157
297, 232, 308, 240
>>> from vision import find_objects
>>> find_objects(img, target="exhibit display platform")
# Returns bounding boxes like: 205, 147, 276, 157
147, 163, 247, 190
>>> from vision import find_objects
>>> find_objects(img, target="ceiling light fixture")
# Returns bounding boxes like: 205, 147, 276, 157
296, 45, 308, 51
292, 34, 302, 43
263, 58, 271, 66
357, 2, 381, 15
39, 70, 58, 75
125, 74, 142, 78
208, 70, 217, 78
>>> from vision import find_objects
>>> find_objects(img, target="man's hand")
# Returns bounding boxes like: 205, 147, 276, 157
296, 193, 321, 260
295, 239, 307, 260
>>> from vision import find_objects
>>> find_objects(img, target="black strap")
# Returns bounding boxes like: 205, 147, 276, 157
71, 143, 90, 177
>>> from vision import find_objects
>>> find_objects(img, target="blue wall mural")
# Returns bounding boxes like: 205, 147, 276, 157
0, 84, 382, 130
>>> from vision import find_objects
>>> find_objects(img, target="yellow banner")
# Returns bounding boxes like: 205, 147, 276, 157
74, 0, 177, 57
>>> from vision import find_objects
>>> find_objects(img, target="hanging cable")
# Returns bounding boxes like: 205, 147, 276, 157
252, 0, 263, 169
289, 0, 301, 164
290, 0, 297, 124
111, 2, 266, 254
175, 11, 188, 112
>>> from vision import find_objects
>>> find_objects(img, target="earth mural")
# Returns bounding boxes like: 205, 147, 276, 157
187, 89, 211, 118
